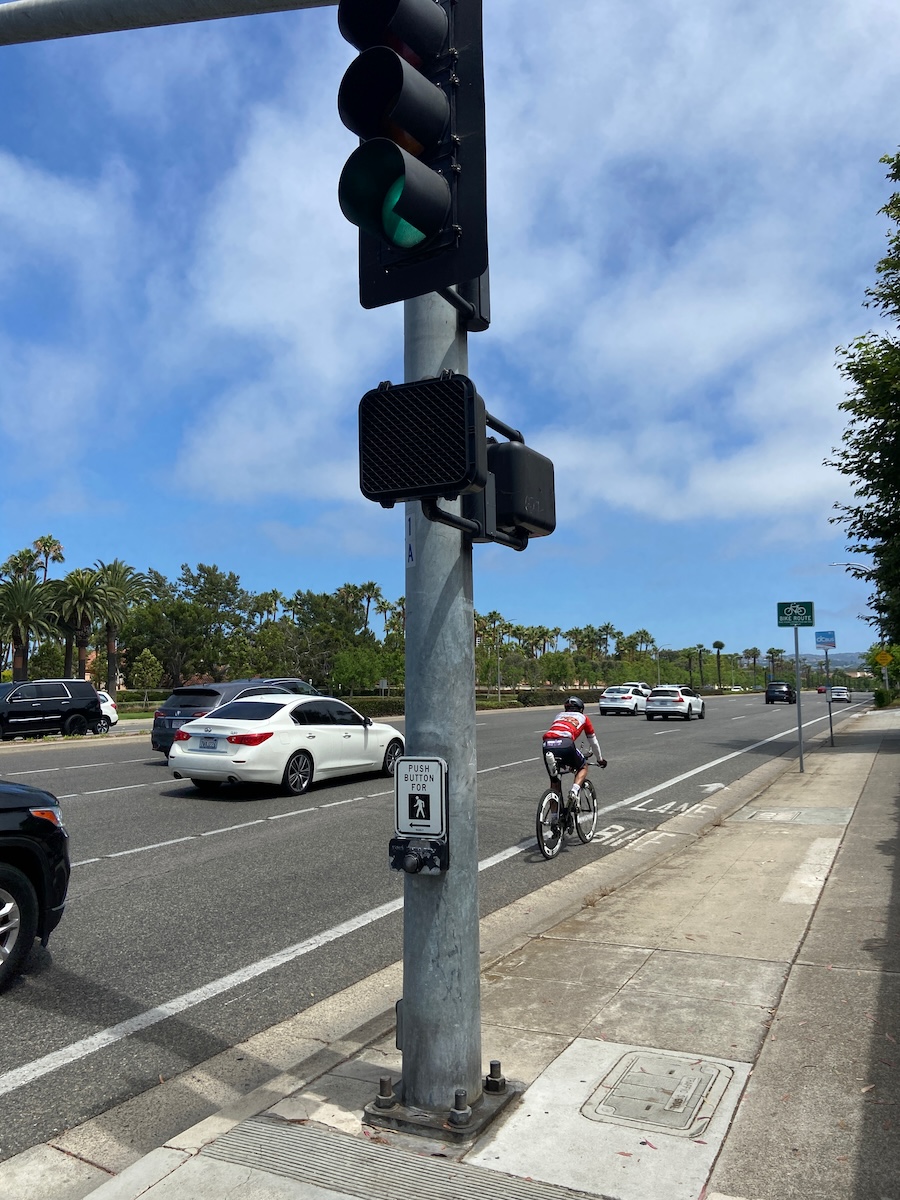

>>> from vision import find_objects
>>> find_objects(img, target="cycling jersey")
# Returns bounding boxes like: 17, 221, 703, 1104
544, 711, 599, 742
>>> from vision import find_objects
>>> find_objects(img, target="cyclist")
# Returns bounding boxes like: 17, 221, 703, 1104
542, 697, 607, 803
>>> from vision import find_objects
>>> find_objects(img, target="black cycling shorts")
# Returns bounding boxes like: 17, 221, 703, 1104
542, 735, 585, 775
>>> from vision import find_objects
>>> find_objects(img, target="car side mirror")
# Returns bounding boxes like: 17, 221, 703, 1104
364, 716, 373, 726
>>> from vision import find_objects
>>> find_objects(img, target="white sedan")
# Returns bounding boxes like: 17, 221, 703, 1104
169, 695, 405, 795
645, 685, 705, 721
598, 686, 647, 715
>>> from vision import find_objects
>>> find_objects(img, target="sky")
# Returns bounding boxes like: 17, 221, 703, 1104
0, 0, 897, 659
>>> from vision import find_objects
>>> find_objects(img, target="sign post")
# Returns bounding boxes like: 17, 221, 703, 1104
875, 649, 893, 691
815, 630, 836, 746
777, 602, 814, 771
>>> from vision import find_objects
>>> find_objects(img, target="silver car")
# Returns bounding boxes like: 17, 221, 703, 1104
598, 686, 647, 716
645, 685, 705, 721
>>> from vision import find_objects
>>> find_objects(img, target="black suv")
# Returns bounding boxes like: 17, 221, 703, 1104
151, 680, 294, 754
0, 679, 103, 740
0, 779, 70, 990
765, 681, 797, 704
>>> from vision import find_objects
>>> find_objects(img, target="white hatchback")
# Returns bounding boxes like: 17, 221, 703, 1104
645, 685, 705, 721
598, 686, 647, 716
169, 694, 404, 795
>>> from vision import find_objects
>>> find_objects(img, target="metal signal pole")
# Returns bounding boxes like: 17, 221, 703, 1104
400, 293, 482, 1113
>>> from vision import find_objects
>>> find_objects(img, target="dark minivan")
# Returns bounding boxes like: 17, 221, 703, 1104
0, 679, 104, 740
765, 681, 797, 704
0, 779, 70, 989
151, 680, 295, 754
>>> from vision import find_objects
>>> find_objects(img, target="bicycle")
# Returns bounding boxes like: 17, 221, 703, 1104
535, 748, 600, 860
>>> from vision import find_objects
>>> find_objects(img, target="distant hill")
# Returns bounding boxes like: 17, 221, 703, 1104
799, 652, 866, 668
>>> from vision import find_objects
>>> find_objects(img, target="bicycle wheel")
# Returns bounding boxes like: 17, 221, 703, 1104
574, 779, 598, 843
536, 789, 564, 859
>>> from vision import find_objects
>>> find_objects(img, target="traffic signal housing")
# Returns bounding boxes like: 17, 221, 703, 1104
337, 0, 487, 309
358, 374, 487, 506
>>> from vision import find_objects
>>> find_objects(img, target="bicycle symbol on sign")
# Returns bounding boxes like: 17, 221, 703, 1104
782, 603, 808, 617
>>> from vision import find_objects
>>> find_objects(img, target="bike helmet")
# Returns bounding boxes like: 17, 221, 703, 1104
564, 696, 585, 712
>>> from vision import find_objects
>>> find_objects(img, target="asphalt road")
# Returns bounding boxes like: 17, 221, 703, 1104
0, 692, 866, 1161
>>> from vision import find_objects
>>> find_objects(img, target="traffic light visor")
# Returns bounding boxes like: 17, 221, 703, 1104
339, 139, 451, 249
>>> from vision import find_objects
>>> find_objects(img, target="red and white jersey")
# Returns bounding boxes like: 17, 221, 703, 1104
544, 711, 598, 741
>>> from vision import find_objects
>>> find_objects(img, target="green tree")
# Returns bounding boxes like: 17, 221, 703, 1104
33, 534, 65, 582
827, 151, 900, 643
744, 647, 761, 687
713, 640, 725, 689
54, 569, 116, 680
95, 559, 151, 694
0, 577, 57, 679
130, 648, 164, 702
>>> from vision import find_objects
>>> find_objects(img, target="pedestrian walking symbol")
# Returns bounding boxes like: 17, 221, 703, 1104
409, 793, 431, 823
394, 757, 447, 838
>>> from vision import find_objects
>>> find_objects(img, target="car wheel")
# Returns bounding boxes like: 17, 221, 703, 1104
283, 750, 313, 796
683, 708, 692, 721
630, 705, 638, 715
382, 739, 404, 776
646, 714, 653, 721
0, 864, 38, 992
63, 713, 88, 736
95, 716, 111, 734
699, 704, 706, 720
190, 779, 222, 794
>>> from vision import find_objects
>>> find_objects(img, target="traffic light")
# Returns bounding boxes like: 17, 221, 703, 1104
337, 0, 487, 309
358, 373, 488, 505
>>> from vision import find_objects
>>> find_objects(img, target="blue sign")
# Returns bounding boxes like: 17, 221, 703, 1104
815, 630, 836, 649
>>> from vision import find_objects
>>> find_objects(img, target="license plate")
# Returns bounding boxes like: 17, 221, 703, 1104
199, 737, 218, 750
168, 718, 185, 729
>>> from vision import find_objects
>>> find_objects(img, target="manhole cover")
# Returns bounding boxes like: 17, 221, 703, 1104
580, 1051, 734, 1138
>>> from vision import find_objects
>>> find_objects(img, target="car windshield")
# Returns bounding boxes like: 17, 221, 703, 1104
203, 701, 287, 721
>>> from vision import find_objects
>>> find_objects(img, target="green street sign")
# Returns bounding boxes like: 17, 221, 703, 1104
777, 601, 815, 627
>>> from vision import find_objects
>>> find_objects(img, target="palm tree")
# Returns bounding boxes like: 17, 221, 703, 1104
744, 647, 761, 687
597, 623, 621, 659
696, 644, 708, 687
766, 647, 786, 678
54, 568, 116, 680
0, 577, 57, 680
95, 559, 151, 693
358, 582, 384, 633
712, 640, 725, 689
0, 547, 39, 581
33, 534, 65, 582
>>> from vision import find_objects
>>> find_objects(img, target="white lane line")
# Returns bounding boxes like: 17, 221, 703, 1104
731, 715, 748, 721
5, 759, 149, 776
201, 820, 266, 836
596, 712, 836, 817
0, 895, 405, 1100
779, 838, 841, 904
107, 837, 198, 859
72, 763, 535, 866
4, 767, 60, 775
653, 729, 677, 735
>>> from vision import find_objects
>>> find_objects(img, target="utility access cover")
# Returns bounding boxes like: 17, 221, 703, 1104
581, 1051, 734, 1138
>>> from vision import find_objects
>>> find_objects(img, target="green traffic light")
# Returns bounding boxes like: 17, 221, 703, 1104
382, 176, 426, 248
339, 139, 450, 250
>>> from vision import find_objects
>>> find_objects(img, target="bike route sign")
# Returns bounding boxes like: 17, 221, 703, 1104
394, 757, 448, 838
777, 601, 815, 627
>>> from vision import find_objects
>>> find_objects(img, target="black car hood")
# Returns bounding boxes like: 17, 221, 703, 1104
0, 779, 59, 810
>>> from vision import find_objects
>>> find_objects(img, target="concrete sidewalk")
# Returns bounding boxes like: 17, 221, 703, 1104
6, 707, 898, 1200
